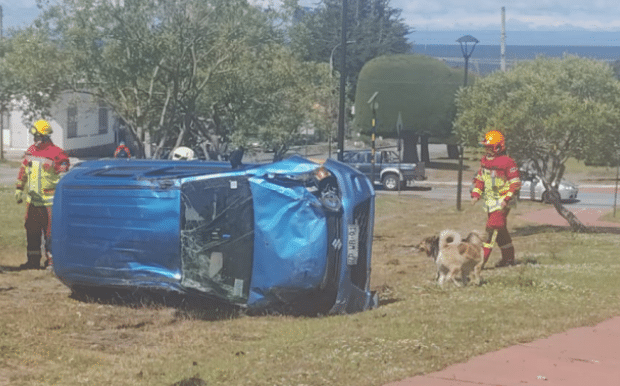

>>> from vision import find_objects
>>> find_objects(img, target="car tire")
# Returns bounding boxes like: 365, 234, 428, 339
381, 173, 400, 191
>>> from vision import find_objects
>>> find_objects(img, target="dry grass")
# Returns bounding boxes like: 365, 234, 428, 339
2, 171, 620, 386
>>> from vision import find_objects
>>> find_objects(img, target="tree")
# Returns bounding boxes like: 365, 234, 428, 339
21, 0, 332, 159
34, 0, 268, 158
211, 44, 335, 161
288, 0, 412, 100
454, 55, 620, 231
354, 54, 463, 162
0, 27, 74, 121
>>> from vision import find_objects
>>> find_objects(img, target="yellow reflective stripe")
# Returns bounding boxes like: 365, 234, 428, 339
29, 160, 42, 197
505, 191, 513, 197
472, 188, 482, 195
490, 230, 498, 245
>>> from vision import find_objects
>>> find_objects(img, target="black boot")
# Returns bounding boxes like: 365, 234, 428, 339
495, 244, 515, 267
19, 252, 41, 270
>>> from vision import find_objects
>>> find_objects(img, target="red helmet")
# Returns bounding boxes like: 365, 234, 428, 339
481, 130, 505, 154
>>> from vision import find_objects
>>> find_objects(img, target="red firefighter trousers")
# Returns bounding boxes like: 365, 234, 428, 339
483, 209, 515, 266
24, 204, 53, 267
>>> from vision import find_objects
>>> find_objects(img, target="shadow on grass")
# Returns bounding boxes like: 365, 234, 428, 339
170, 375, 208, 386
69, 286, 241, 321
514, 224, 620, 236
68, 286, 344, 319
0, 265, 24, 272
0, 265, 50, 272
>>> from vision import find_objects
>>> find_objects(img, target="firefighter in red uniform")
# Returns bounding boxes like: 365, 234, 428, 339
15, 120, 70, 270
113, 141, 131, 158
471, 130, 521, 267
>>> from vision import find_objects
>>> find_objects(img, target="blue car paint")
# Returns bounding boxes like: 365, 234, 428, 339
52, 156, 376, 314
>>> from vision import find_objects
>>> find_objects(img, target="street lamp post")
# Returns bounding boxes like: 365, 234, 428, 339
329, 40, 356, 78
456, 35, 479, 211
367, 92, 379, 185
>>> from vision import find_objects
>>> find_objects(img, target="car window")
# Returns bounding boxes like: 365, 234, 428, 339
387, 152, 400, 163
180, 176, 254, 303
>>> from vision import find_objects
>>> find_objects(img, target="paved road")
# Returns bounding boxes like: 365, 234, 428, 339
380, 182, 620, 211
0, 164, 17, 187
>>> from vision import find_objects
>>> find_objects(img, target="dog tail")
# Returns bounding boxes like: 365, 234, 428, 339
439, 229, 461, 249
464, 230, 484, 248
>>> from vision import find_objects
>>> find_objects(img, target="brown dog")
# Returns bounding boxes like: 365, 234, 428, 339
419, 230, 484, 286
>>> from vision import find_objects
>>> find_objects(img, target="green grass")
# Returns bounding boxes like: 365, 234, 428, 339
2, 182, 620, 385
601, 210, 620, 223
0, 186, 27, 263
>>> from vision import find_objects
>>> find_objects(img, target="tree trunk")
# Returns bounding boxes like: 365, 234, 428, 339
447, 144, 459, 159
402, 131, 419, 163
547, 189, 588, 232
420, 135, 430, 163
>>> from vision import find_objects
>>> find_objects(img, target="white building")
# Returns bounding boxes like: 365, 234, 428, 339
2, 91, 121, 159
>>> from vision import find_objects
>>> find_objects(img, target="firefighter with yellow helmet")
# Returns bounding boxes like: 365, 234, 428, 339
471, 130, 521, 267
15, 119, 70, 270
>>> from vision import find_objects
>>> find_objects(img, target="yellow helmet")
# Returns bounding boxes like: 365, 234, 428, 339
31, 120, 53, 136
481, 130, 505, 154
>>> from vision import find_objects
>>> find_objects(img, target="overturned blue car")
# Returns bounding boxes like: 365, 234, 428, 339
51, 156, 376, 314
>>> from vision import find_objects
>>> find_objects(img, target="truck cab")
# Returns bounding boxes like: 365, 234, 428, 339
341, 150, 426, 191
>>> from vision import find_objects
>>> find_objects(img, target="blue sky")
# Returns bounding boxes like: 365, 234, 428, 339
3, 1, 620, 46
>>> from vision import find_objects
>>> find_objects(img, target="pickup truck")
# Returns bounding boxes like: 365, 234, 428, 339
341, 149, 426, 190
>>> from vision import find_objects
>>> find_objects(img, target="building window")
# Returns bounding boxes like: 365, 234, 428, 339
98, 102, 108, 134
67, 106, 78, 138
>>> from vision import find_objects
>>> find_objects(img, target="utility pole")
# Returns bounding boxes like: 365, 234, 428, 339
501, 7, 506, 72
337, 0, 348, 161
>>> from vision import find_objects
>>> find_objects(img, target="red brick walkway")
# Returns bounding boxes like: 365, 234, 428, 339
385, 317, 620, 386
518, 207, 620, 228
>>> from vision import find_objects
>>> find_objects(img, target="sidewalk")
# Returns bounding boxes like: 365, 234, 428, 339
385, 316, 620, 386
518, 206, 620, 229
385, 207, 620, 386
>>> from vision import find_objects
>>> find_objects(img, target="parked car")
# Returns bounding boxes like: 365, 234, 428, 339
519, 169, 579, 203
52, 156, 377, 315
469, 169, 578, 203
341, 149, 426, 191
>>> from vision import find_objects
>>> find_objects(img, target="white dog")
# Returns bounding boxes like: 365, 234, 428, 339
434, 230, 484, 287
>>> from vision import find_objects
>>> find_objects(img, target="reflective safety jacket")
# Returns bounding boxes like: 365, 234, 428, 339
471, 154, 521, 213
16, 142, 70, 206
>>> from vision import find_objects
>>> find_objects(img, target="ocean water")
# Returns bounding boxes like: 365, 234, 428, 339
414, 44, 620, 62
409, 30, 620, 47
407, 30, 620, 74
411, 42, 620, 75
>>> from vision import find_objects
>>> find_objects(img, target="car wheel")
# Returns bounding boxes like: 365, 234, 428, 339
382, 173, 400, 191
542, 190, 561, 204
